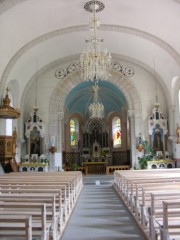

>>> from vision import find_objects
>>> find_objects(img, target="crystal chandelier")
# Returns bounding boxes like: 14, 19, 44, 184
80, 1, 111, 82
89, 82, 104, 118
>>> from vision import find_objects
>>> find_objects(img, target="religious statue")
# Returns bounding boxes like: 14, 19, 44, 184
176, 126, 180, 144
153, 127, 163, 151
30, 127, 41, 156
136, 133, 144, 152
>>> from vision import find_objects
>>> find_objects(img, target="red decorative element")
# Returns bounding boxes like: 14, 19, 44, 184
117, 130, 121, 139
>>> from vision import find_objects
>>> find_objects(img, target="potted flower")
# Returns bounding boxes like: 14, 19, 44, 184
71, 162, 78, 171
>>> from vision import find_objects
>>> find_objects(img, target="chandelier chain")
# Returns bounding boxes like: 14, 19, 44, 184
80, 1, 111, 82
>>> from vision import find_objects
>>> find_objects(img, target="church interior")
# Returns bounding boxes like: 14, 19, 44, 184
0, 0, 180, 239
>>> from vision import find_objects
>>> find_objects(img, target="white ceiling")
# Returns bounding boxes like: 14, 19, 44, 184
0, 0, 180, 102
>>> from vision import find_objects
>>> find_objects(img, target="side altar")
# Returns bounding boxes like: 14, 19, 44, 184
20, 108, 50, 172
19, 154, 49, 172
147, 159, 175, 169
19, 162, 49, 172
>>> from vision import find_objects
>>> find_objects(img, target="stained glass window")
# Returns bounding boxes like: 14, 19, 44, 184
112, 116, 121, 147
70, 118, 79, 146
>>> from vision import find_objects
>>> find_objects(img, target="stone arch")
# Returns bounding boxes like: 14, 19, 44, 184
49, 68, 142, 156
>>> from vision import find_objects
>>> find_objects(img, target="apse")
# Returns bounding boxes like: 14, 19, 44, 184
64, 81, 127, 116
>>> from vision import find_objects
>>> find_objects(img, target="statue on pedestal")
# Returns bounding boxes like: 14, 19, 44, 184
176, 126, 180, 144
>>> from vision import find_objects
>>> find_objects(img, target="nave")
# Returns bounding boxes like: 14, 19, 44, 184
62, 175, 146, 240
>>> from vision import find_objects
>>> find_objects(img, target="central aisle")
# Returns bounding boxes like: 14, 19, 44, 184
62, 175, 146, 240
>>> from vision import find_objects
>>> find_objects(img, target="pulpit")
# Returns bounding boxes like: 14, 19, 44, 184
0, 136, 14, 162
0, 131, 18, 172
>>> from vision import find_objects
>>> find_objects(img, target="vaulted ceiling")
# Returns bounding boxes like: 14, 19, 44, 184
0, 0, 180, 110
65, 81, 127, 116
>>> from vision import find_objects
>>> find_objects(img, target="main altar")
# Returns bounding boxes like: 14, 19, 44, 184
80, 116, 112, 174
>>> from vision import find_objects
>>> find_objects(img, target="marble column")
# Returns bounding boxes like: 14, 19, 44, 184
169, 105, 176, 137
128, 110, 136, 167
168, 105, 177, 161
57, 112, 64, 152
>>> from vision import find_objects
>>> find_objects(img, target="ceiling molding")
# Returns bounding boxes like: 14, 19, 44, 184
0, 0, 27, 15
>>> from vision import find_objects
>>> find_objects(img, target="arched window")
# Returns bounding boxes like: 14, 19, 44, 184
112, 116, 121, 147
6, 90, 13, 136
70, 118, 79, 146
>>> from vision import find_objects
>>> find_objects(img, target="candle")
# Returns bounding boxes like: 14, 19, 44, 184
51, 136, 55, 147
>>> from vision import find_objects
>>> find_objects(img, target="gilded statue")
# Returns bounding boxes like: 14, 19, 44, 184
176, 126, 180, 144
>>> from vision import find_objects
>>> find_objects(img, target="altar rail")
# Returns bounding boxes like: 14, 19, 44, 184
64, 166, 88, 175
106, 165, 130, 175
113, 169, 180, 240
64, 165, 130, 175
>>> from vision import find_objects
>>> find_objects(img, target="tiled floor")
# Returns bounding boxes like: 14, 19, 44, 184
61, 175, 147, 240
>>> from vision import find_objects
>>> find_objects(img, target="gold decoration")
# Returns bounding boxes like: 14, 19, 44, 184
176, 126, 180, 144
136, 144, 144, 152
0, 88, 20, 119
49, 146, 57, 154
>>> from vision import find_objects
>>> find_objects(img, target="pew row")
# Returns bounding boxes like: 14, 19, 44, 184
0, 214, 32, 240
113, 169, 180, 240
0, 171, 83, 240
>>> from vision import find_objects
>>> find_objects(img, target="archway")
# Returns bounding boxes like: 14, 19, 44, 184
49, 69, 142, 167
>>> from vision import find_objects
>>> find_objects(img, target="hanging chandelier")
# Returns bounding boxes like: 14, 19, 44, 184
33, 59, 39, 114
88, 82, 104, 119
153, 58, 160, 111
80, 1, 111, 82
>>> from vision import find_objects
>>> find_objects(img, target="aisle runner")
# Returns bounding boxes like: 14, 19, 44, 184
62, 179, 146, 240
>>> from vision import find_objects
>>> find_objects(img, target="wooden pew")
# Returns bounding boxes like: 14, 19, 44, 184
3, 171, 83, 201
113, 169, 180, 240
0, 193, 63, 238
160, 200, 180, 240
148, 193, 180, 240
0, 171, 83, 239
0, 179, 77, 217
0, 214, 32, 240
135, 183, 180, 222
0, 182, 74, 226
0, 202, 49, 240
